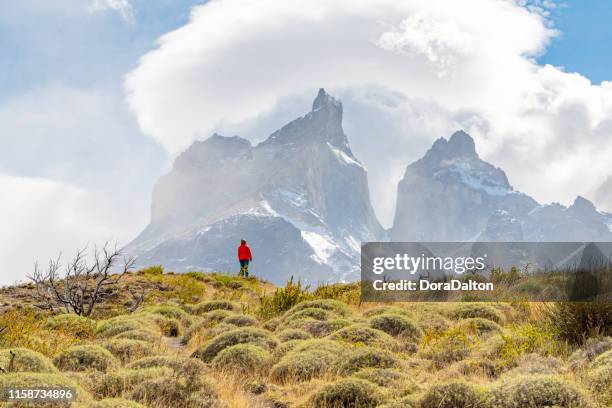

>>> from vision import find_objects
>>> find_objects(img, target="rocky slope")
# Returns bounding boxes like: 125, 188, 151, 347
125, 89, 383, 284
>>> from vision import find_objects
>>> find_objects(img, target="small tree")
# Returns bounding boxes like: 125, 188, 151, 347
28, 243, 136, 316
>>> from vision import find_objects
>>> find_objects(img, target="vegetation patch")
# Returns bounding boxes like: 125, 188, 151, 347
455, 317, 501, 335
191, 300, 239, 315
212, 344, 272, 376
130, 376, 219, 407
328, 324, 397, 349
363, 306, 412, 318
114, 329, 160, 343
270, 339, 346, 383
191, 327, 278, 362
334, 347, 400, 375
0, 348, 57, 373
54, 344, 118, 372
369, 314, 422, 340
420, 381, 485, 408
102, 339, 155, 364
285, 318, 351, 338
446, 304, 504, 323
87, 398, 147, 408
309, 378, 383, 408
285, 299, 351, 318
488, 374, 592, 408
92, 367, 172, 398
276, 328, 312, 342
420, 326, 477, 368
44, 314, 96, 339
223, 314, 259, 327
96, 316, 156, 338
353, 368, 414, 390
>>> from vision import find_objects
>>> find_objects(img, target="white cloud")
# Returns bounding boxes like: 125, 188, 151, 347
125, 0, 612, 225
91, 0, 134, 23
0, 174, 146, 285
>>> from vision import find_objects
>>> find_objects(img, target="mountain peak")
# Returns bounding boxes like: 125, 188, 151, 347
424, 130, 478, 162
312, 88, 341, 112
570, 195, 597, 214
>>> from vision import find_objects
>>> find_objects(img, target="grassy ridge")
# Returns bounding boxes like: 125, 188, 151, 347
0, 270, 610, 407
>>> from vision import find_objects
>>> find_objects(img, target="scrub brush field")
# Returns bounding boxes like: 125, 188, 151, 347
0, 268, 610, 407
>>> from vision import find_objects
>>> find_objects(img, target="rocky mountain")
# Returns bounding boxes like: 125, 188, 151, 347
125, 89, 383, 284
391, 131, 612, 242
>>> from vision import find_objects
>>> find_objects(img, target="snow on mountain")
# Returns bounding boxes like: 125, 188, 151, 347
392, 131, 612, 242
124, 89, 382, 284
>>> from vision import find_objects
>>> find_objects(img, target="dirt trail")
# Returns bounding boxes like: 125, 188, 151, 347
162, 336, 187, 355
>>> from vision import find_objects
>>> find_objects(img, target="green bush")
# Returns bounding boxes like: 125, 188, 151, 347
590, 348, 612, 368
212, 344, 272, 376
568, 337, 612, 369
285, 299, 351, 318
192, 300, 239, 315
0, 348, 57, 373
420, 326, 476, 368
223, 314, 259, 327
182, 310, 235, 344
126, 355, 207, 390
455, 317, 501, 335
546, 302, 611, 345
487, 374, 592, 407
96, 316, 155, 338
369, 314, 422, 340
45, 314, 96, 339
584, 365, 611, 406
420, 381, 485, 408
363, 306, 412, 318
270, 339, 346, 383
130, 376, 218, 407
353, 368, 414, 390
102, 339, 155, 364
309, 378, 382, 408
328, 324, 397, 349
54, 344, 118, 372
334, 347, 400, 374
447, 304, 504, 323
115, 329, 160, 343
137, 265, 163, 275
257, 276, 311, 320
417, 313, 452, 332
92, 367, 172, 398
142, 305, 191, 321
284, 318, 351, 338
276, 329, 312, 342
89, 399, 147, 408
0, 372, 91, 404
284, 307, 338, 322
271, 339, 304, 361
191, 327, 278, 362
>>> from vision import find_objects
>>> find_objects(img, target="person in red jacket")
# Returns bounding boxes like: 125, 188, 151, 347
238, 239, 253, 277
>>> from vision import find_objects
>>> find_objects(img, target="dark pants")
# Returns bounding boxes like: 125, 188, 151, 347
239, 259, 250, 277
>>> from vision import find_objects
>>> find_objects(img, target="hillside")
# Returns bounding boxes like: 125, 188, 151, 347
0, 269, 610, 407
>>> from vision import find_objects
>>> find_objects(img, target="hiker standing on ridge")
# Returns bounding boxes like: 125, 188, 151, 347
238, 239, 253, 277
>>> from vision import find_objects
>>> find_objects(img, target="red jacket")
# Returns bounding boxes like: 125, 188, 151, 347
238, 244, 252, 261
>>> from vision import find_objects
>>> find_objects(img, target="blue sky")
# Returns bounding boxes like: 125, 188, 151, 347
540, 0, 612, 84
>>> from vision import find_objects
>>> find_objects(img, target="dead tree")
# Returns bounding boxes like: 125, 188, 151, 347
28, 243, 136, 317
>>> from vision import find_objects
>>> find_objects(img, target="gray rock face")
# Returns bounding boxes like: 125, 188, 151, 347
392, 131, 612, 242
125, 89, 383, 284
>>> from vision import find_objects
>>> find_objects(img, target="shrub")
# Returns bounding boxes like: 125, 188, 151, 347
334, 347, 400, 375
353, 368, 413, 389
286, 299, 351, 318
0, 372, 91, 404
309, 378, 382, 408
54, 344, 118, 372
455, 317, 501, 335
257, 276, 311, 320
89, 399, 147, 408
328, 324, 397, 349
312, 282, 360, 305
272, 339, 304, 361
590, 349, 612, 368
420, 326, 476, 368
584, 365, 611, 406
212, 344, 272, 376
126, 355, 207, 390
369, 314, 422, 340
96, 316, 155, 338
223, 314, 259, 327
191, 327, 278, 362
142, 305, 191, 321
270, 339, 346, 383
276, 329, 312, 342
378, 396, 419, 408
102, 339, 155, 364
447, 304, 504, 323
417, 313, 452, 332
568, 337, 612, 369
137, 265, 163, 275
45, 314, 96, 339
115, 329, 160, 343
92, 367, 172, 398
285, 318, 351, 338
284, 307, 338, 322
0, 348, 57, 373
363, 306, 412, 318
130, 376, 218, 407
182, 310, 235, 344
192, 300, 239, 315
546, 302, 611, 345
420, 381, 485, 408
506, 353, 562, 376
487, 374, 592, 408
